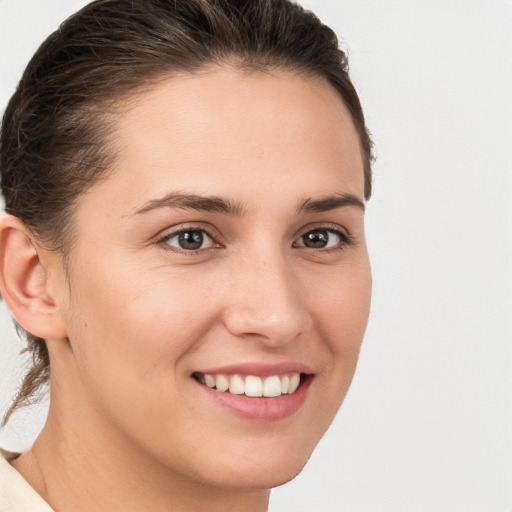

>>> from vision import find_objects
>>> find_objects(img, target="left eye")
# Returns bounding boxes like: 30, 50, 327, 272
163, 229, 215, 251
294, 229, 344, 249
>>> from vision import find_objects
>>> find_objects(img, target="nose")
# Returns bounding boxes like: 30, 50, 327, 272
222, 255, 313, 347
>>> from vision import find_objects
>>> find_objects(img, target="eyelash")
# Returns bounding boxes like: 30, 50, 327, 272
156, 224, 354, 255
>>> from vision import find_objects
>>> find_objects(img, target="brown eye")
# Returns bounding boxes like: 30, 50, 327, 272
178, 230, 204, 250
163, 229, 214, 251
295, 229, 345, 249
302, 230, 328, 248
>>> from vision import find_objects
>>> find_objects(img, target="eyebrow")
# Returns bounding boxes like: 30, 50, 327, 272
298, 193, 365, 214
134, 192, 245, 216
133, 191, 364, 217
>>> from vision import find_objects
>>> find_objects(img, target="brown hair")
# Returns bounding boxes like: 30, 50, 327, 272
0, 0, 373, 426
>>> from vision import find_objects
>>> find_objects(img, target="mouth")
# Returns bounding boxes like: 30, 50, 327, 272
193, 372, 307, 398
192, 366, 314, 421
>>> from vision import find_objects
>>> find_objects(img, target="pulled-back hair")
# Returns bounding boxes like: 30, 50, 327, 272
0, 0, 373, 425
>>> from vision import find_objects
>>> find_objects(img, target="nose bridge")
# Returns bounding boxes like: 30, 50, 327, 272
223, 249, 312, 345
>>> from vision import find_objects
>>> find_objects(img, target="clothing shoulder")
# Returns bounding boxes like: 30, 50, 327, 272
0, 449, 53, 512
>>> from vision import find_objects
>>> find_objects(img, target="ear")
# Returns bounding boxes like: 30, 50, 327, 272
0, 214, 68, 340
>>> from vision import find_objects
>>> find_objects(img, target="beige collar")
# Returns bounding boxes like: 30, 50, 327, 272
0, 449, 53, 512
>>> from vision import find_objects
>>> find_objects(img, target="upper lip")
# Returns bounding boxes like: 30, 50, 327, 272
193, 362, 314, 377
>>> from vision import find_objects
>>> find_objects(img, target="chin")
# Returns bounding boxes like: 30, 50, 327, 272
210, 465, 309, 491
192, 443, 314, 490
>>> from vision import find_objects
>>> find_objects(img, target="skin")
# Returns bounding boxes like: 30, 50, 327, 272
1, 66, 371, 511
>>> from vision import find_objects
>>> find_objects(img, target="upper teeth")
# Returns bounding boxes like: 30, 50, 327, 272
197, 373, 301, 397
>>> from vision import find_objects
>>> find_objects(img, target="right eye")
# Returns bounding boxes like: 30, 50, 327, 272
161, 229, 216, 252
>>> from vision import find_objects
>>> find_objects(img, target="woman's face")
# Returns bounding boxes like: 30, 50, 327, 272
53, 66, 371, 489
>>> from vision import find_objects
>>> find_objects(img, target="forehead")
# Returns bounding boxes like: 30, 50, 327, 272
82, 66, 365, 216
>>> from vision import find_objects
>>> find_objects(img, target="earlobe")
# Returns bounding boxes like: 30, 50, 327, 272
0, 214, 67, 340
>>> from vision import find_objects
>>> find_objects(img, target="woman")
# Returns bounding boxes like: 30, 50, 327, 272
0, 0, 373, 510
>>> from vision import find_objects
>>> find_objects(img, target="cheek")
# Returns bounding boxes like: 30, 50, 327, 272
306, 256, 371, 411
311, 257, 371, 347
64, 263, 212, 389
79, 291, 185, 356
61, 268, 219, 449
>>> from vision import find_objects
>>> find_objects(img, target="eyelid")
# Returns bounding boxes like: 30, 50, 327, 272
295, 222, 352, 239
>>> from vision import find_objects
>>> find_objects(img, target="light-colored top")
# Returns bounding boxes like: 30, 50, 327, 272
0, 450, 53, 512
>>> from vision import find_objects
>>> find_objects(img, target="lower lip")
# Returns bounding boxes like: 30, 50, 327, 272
196, 375, 313, 421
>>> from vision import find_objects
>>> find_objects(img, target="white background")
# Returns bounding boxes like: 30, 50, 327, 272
1, 1, 511, 511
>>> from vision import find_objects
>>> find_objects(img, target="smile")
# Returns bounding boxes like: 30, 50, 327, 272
194, 372, 302, 397
192, 364, 314, 421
